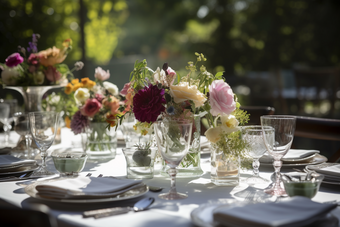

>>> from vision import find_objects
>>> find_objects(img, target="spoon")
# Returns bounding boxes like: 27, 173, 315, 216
83, 197, 155, 219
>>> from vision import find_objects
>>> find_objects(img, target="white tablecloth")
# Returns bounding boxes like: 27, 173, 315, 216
0, 128, 339, 227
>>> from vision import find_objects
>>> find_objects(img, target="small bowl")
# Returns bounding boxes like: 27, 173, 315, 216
282, 172, 324, 198
51, 149, 88, 177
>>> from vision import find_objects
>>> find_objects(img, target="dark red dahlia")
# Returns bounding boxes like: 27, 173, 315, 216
133, 84, 166, 123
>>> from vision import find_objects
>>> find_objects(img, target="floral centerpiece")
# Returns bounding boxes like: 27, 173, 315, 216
65, 67, 120, 160
114, 53, 250, 177
0, 34, 81, 86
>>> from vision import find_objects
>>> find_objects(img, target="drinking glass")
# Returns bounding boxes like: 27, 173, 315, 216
13, 112, 36, 158
29, 111, 59, 176
261, 115, 296, 196
0, 103, 11, 144
154, 118, 192, 200
242, 125, 273, 185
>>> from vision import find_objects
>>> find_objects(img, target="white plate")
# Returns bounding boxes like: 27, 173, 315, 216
261, 154, 327, 167
0, 164, 39, 177
306, 163, 340, 185
25, 178, 149, 203
282, 153, 317, 163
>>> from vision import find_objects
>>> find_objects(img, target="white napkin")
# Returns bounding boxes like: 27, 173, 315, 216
213, 196, 337, 227
316, 164, 340, 177
0, 155, 37, 168
260, 149, 320, 163
36, 176, 143, 199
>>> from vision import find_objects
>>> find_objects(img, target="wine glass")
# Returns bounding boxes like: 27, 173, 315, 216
154, 118, 192, 200
29, 111, 59, 176
0, 103, 11, 145
242, 125, 273, 185
261, 115, 296, 196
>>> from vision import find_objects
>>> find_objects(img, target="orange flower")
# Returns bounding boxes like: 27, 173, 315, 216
103, 95, 120, 115
72, 83, 83, 91
71, 78, 79, 85
64, 116, 71, 128
81, 78, 96, 89
106, 114, 118, 127
38, 46, 67, 67
64, 83, 73, 95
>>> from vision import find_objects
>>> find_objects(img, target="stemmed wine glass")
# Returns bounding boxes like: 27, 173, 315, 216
261, 115, 296, 196
242, 125, 273, 185
13, 112, 36, 158
0, 103, 11, 145
29, 111, 59, 176
154, 118, 192, 200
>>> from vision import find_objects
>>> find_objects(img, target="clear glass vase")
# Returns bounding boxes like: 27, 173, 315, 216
85, 122, 117, 161
210, 143, 240, 186
160, 114, 204, 178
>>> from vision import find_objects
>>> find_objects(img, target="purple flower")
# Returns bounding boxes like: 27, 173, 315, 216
70, 111, 89, 135
133, 84, 166, 123
5, 53, 24, 67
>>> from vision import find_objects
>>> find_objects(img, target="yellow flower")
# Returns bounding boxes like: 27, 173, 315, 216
72, 83, 83, 92
170, 82, 206, 107
71, 78, 79, 85
81, 77, 96, 89
64, 83, 73, 95
205, 126, 223, 143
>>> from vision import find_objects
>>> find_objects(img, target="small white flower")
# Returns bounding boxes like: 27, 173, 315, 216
220, 114, 239, 134
1, 67, 21, 85
103, 81, 119, 96
153, 67, 167, 85
94, 67, 110, 81
74, 88, 90, 105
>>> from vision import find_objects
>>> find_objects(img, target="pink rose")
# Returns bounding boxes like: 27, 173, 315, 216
81, 98, 102, 118
209, 80, 236, 116
28, 54, 39, 65
44, 66, 62, 82
94, 67, 110, 81
120, 82, 131, 96
5, 53, 24, 67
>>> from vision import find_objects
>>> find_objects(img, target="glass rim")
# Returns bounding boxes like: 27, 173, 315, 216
155, 119, 192, 125
242, 125, 274, 131
260, 115, 296, 120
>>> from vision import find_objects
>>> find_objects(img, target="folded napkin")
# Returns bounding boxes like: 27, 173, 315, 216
0, 155, 36, 168
260, 149, 320, 163
315, 164, 340, 177
35, 176, 143, 199
213, 196, 337, 227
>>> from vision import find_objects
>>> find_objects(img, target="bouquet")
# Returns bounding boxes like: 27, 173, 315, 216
67, 67, 120, 135
0, 33, 82, 87
116, 53, 250, 168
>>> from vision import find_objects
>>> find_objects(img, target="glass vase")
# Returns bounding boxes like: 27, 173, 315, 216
85, 122, 117, 161
160, 114, 204, 178
210, 143, 240, 186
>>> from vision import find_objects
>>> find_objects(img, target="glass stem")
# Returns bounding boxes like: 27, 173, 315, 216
3, 124, 10, 144
41, 150, 47, 169
252, 158, 260, 177
168, 167, 178, 194
25, 135, 32, 157
273, 159, 282, 189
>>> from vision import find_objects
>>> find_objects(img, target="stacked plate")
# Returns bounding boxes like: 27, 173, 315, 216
260, 149, 327, 167
306, 163, 340, 185
0, 155, 38, 181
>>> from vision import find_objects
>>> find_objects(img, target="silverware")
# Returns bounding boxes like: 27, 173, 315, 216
85, 173, 92, 177
83, 197, 155, 219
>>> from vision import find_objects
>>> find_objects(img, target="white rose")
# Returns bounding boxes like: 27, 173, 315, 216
153, 67, 166, 85
204, 126, 223, 143
74, 88, 90, 105
103, 81, 119, 96
33, 71, 45, 85
1, 67, 21, 85
220, 114, 239, 134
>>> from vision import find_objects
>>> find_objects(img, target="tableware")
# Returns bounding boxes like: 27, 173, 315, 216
0, 103, 11, 144
282, 172, 324, 198
122, 147, 157, 179
148, 186, 164, 192
306, 163, 340, 185
83, 197, 155, 218
0, 164, 39, 180
51, 149, 88, 177
261, 115, 296, 196
29, 111, 59, 177
154, 118, 193, 200
25, 178, 148, 203
260, 154, 327, 167
242, 125, 271, 184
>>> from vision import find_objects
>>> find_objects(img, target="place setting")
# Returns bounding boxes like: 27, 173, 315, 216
305, 162, 340, 185
0, 155, 39, 182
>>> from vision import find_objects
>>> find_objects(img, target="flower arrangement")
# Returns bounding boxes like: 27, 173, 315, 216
66, 67, 120, 135
117, 53, 250, 168
0, 34, 82, 87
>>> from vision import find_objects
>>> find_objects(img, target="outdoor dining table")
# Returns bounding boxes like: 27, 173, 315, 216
0, 128, 339, 227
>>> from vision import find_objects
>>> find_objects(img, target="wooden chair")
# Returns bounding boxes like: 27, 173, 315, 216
240, 106, 275, 125
293, 67, 340, 118
293, 115, 340, 162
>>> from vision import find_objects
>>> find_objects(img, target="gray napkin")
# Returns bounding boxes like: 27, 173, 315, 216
213, 196, 337, 227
